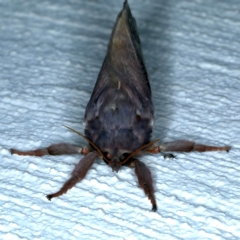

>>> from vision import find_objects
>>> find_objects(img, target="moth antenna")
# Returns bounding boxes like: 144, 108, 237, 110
121, 139, 159, 165
63, 125, 111, 164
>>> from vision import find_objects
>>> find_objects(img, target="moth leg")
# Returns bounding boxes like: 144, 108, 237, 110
46, 151, 98, 200
148, 140, 231, 153
10, 143, 90, 157
132, 159, 157, 212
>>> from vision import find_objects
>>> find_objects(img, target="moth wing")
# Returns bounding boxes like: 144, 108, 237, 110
84, 1, 153, 152
85, 1, 153, 121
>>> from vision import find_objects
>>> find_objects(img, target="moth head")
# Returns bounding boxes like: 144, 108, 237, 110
107, 139, 160, 172
109, 157, 121, 172
107, 148, 125, 172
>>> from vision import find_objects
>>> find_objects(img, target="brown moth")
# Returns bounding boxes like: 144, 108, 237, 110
11, 0, 230, 211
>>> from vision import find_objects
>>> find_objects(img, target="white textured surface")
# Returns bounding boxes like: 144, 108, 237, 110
1, 0, 240, 239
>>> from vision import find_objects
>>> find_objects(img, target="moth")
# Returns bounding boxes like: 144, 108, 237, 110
11, 0, 230, 212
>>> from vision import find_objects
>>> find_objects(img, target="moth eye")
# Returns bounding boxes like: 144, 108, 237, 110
106, 153, 111, 159
119, 155, 125, 161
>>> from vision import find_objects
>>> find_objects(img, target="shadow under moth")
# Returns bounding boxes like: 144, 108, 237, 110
11, 0, 230, 211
